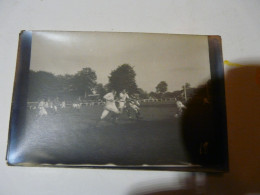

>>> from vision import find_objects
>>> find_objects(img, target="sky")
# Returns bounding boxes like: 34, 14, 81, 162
30, 31, 211, 92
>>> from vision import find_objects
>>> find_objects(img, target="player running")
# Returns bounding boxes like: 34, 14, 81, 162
99, 90, 120, 121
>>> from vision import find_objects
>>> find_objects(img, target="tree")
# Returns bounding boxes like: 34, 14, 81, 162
95, 83, 106, 98
156, 81, 168, 94
27, 67, 98, 101
149, 91, 160, 99
137, 88, 149, 99
185, 82, 191, 89
71, 67, 97, 98
162, 92, 175, 99
108, 64, 138, 94
27, 70, 60, 101
56, 74, 74, 100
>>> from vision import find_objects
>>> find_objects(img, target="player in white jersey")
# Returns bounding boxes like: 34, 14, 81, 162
175, 99, 186, 118
100, 90, 120, 120
118, 89, 129, 113
60, 101, 66, 108
38, 99, 48, 116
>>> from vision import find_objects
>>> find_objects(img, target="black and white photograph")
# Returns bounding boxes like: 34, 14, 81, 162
7, 31, 228, 171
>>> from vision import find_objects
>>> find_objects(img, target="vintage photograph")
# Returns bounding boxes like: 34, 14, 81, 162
7, 31, 228, 170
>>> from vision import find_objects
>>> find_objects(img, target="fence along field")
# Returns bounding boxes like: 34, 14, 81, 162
27, 97, 177, 108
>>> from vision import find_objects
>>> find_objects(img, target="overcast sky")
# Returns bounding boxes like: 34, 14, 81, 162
30, 31, 211, 92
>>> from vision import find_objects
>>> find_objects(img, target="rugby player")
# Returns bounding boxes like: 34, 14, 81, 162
175, 99, 186, 118
127, 95, 142, 120
38, 98, 48, 116
118, 89, 129, 113
100, 90, 120, 121
60, 101, 66, 108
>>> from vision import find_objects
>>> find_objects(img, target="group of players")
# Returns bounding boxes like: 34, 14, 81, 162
99, 89, 142, 122
34, 89, 187, 122
99, 89, 188, 122
34, 89, 142, 121
37, 98, 66, 116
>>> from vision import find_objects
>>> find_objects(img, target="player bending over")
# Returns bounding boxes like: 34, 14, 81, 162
127, 95, 142, 120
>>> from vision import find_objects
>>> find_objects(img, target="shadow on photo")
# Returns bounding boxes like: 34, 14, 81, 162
128, 64, 260, 195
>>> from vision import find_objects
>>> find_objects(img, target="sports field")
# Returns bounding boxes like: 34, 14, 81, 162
16, 104, 190, 166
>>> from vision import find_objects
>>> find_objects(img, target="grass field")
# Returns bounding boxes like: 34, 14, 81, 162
14, 104, 191, 166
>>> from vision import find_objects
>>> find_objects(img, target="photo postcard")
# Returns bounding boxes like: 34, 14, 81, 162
6, 31, 228, 171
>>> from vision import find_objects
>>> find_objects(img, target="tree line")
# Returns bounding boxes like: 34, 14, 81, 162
27, 64, 193, 102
